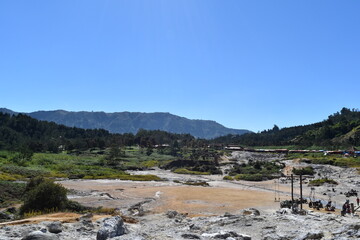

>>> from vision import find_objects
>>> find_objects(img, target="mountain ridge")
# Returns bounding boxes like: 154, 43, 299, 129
0, 108, 250, 139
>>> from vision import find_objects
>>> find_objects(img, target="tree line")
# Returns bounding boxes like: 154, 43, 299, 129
0, 113, 204, 153
211, 108, 360, 148
1, 107, 359, 152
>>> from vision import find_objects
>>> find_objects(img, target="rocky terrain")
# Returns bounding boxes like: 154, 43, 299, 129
1, 151, 360, 239
2, 207, 360, 239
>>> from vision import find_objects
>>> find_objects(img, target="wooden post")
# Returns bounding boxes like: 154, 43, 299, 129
291, 174, 294, 202
300, 174, 303, 210
291, 174, 294, 210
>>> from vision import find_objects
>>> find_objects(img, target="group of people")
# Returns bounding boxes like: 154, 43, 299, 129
325, 201, 335, 211
342, 200, 352, 214
341, 197, 359, 215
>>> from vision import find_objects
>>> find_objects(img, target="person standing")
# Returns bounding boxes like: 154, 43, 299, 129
357, 197, 359, 206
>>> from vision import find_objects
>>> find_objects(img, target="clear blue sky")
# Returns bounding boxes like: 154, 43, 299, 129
1, 1, 359, 132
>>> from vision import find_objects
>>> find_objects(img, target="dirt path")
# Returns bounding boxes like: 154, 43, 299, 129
0, 212, 111, 226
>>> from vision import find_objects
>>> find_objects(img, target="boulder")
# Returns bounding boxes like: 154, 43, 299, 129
96, 216, 126, 240
202, 231, 251, 240
47, 221, 62, 234
181, 233, 200, 239
166, 210, 178, 219
21, 231, 59, 240
299, 232, 324, 240
241, 208, 260, 216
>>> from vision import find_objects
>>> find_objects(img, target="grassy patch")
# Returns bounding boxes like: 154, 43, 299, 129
308, 178, 338, 186
141, 160, 159, 168
0, 165, 50, 178
0, 148, 173, 181
228, 161, 283, 176
0, 172, 22, 181
173, 168, 210, 175
290, 152, 360, 168
234, 174, 268, 181
223, 175, 234, 180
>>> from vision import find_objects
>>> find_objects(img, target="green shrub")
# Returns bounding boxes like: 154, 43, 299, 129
234, 174, 266, 181
223, 175, 234, 180
0, 165, 50, 178
0, 172, 19, 181
0, 181, 26, 208
229, 161, 283, 177
20, 178, 68, 215
310, 158, 335, 165
292, 166, 315, 175
141, 160, 159, 168
173, 168, 210, 175
308, 178, 338, 186
117, 174, 162, 181
66, 200, 89, 212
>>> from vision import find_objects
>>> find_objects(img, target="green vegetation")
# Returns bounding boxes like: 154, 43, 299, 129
288, 152, 360, 168
234, 174, 265, 181
223, 161, 283, 181
223, 175, 234, 180
0, 181, 26, 208
173, 168, 210, 175
228, 161, 283, 179
20, 177, 68, 215
308, 178, 338, 186
0, 147, 174, 181
212, 107, 360, 148
292, 166, 315, 175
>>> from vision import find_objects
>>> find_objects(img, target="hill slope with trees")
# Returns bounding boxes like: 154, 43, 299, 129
0, 112, 201, 152
0, 109, 250, 139
212, 108, 360, 148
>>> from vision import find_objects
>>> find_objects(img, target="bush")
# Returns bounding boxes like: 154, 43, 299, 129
20, 177, 68, 215
229, 161, 283, 177
0, 165, 49, 178
308, 178, 338, 186
0, 181, 26, 208
66, 200, 89, 212
223, 176, 234, 180
234, 174, 266, 181
292, 166, 315, 175
173, 168, 210, 175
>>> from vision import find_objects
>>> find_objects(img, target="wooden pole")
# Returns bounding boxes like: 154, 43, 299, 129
291, 174, 294, 210
291, 174, 294, 201
300, 174, 303, 210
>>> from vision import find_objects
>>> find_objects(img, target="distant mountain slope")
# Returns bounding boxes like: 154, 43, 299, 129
0, 108, 250, 139
212, 107, 360, 147
0, 108, 15, 115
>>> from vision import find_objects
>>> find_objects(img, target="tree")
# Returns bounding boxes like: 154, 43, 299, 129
272, 125, 280, 132
146, 146, 153, 156
20, 177, 68, 214
105, 145, 125, 166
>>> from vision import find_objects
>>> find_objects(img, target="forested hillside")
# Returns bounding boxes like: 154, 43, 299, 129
0, 113, 199, 152
1, 108, 359, 151
6, 109, 250, 139
212, 108, 360, 148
